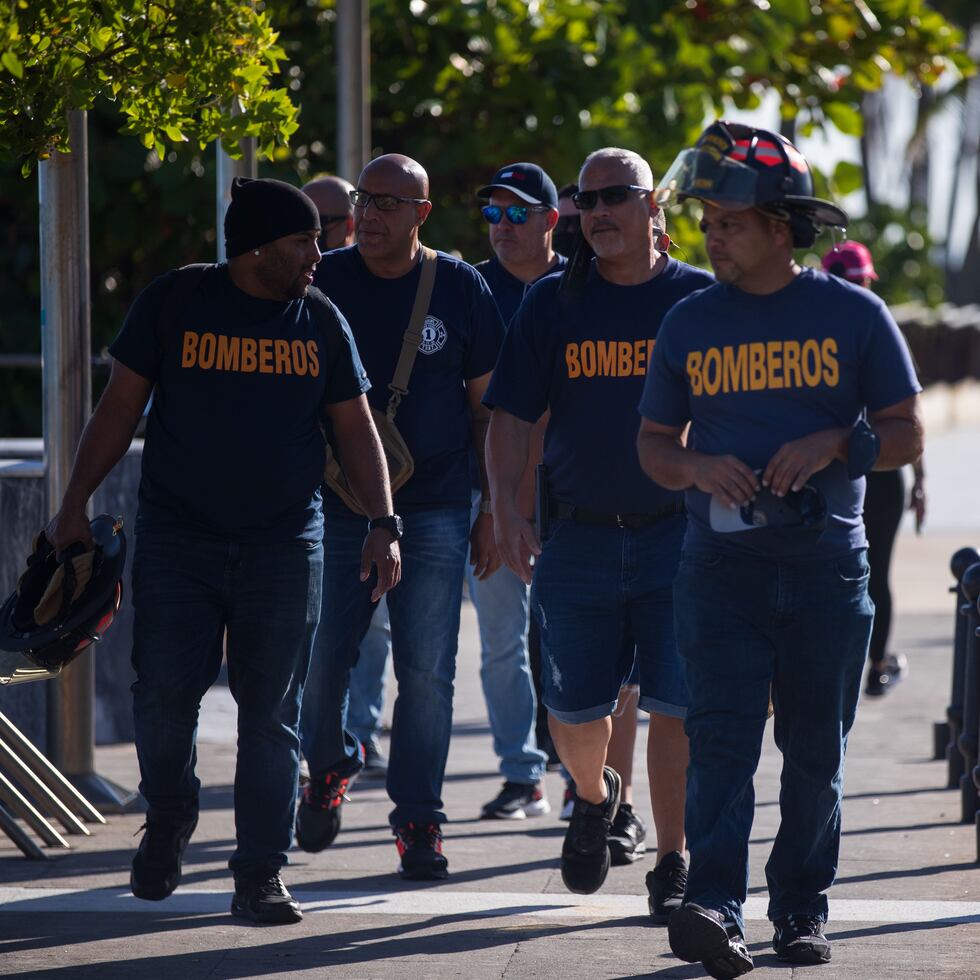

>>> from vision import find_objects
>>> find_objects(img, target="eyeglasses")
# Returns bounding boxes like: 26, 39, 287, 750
571, 185, 651, 210
318, 212, 349, 228
481, 204, 550, 226
350, 189, 429, 211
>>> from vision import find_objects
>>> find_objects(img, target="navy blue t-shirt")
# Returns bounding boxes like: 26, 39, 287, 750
484, 257, 715, 514
474, 254, 567, 327
638, 268, 922, 559
109, 264, 370, 542
315, 246, 505, 511
469, 253, 568, 491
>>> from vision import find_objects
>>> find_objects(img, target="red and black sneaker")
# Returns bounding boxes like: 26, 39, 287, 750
393, 822, 449, 880
294, 770, 352, 853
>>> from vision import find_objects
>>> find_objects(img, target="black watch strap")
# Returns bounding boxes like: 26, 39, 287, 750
847, 419, 880, 480
369, 514, 404, 540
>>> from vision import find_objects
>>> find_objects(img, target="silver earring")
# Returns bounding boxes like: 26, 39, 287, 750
253, 249, 260, 256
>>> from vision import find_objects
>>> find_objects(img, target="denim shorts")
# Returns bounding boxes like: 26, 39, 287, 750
529, 514, 688, 724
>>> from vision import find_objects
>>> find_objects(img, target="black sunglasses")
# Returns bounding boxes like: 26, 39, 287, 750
481, 204, 550, 226
318, 212, 349, 228
571, 184, 651, 210
350, 189, 429, 211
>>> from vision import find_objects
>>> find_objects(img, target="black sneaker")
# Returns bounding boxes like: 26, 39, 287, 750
608, 802, 647, 865
560, 766, 620, 895
130, 815, 198, 901
231, 868, 303, 924
865, 652, 907, 697
394, 822, 449, 880
646, 850, 688, 923
295, 769, 353, 852
668, 902, 754, 979
360, 737, 388, 779
480, 781, 551, 820
772, 913, 832, 964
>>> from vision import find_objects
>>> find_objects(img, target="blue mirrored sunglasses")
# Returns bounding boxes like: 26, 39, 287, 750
481, 204, 549, 225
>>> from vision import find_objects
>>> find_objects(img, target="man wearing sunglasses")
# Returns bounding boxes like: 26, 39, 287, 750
485, 148, 713, 912
460, 163, 566, 823
302, 174, 355, 252
298, 153, 505, 882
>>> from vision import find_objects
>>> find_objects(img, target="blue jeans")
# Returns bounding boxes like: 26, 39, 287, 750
674, 550, 873, 934
131, 529, 322, 874
467, 495, 546, 785
347, 598, 391, 746
530, 515, 688, 723
301, 505, 469, 827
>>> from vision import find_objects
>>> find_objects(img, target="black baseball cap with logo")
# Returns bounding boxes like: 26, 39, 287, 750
477, 163, 558, 209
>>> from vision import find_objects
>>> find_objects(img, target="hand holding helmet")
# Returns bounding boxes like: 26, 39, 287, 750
0, 514, 127, 671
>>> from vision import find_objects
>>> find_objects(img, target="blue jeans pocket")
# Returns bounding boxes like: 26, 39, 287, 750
834, 552, 870, 584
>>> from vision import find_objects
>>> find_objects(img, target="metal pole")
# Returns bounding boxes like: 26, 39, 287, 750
38, 111, 135, 813
215, 137, 257, 262
39, 110, 92, 774
337, 0, 371, 183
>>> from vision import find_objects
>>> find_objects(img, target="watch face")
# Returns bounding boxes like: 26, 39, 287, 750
372, 515, 403, 539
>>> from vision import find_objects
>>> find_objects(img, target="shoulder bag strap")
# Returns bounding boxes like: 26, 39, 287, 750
386, 246, 437, 421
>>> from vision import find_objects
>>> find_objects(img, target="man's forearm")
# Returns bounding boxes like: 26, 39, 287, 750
873, 415, 924, 471
336, 424, 394, 519
487, 411, 532, 511
60, 401, 143, 514
636, 430, 699, 491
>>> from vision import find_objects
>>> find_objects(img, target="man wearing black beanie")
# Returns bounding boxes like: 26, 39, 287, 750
45, 176, 400, 926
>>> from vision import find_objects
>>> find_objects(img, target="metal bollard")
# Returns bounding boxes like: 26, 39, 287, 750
957, 563, 980, 822
941, 548, 979, 779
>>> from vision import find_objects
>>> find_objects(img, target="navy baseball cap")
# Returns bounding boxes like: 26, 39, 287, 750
477, 163, 558, 209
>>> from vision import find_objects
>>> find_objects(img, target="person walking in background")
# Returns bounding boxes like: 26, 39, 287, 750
302, 174, 356, 253
470, 162, 564, 820
552, 182, 582, 258
303, 175, 393, 776
822, 240, 926, 697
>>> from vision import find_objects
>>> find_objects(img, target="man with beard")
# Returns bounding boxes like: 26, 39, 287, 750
485, 148, 712, 913
47, 177, 396, 924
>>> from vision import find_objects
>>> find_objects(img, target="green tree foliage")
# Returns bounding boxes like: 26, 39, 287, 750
266, 0, 970, 263
0, 0, 299, 174
0, 0, 972, 435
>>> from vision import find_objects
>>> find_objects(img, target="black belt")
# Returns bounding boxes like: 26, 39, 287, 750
550, 500, 685, 529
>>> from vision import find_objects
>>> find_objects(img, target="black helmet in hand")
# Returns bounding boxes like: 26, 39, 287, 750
655, 120, 847, 247
0, 514, 126, 671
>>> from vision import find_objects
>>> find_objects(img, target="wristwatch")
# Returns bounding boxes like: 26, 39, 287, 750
478, 497, 492, 515
847, 419, 880, 480
369, 514, 404, 541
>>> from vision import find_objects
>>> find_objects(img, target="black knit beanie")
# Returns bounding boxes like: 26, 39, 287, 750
224, 177, 321, 257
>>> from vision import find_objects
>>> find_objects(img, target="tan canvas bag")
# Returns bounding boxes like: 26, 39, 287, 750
323, 247, 438, 515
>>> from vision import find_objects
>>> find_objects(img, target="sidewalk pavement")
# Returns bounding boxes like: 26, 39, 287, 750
0, 448, 978, 977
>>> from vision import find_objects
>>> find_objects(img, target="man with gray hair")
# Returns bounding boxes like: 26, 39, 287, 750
485, 147, 713, 913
